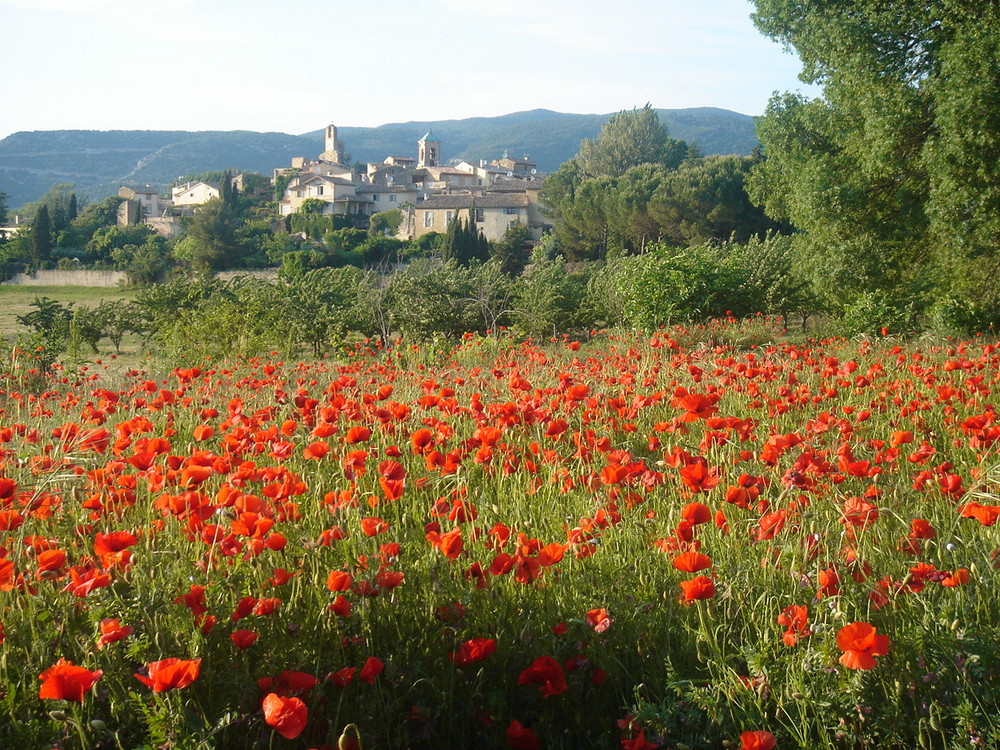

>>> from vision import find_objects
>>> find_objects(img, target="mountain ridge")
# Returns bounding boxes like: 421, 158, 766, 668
0, 108, 758, 208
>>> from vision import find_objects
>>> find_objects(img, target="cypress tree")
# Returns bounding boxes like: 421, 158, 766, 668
68, 193, 78, 221
31, 205, 53, 267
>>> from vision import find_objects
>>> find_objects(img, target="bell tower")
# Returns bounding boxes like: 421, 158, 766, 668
320, 123, 345, 164
417, 127, 441, 168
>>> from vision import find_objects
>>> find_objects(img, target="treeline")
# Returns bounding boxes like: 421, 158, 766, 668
10, 232, 812, 364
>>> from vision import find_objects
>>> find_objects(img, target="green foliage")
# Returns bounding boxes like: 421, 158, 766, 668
512, 257, 593, 337
650, 155, 785, 245
388, 260, 481, 339
85, 224, 160, 265
174, 198, 240, 275
724, 232, 815, 324
576, 104, 688, 178
611, 244, 749, 329
749, 1, 1000, 330
30, 205, 53, 267
288, 212, 333, 240
298, 198, 329, 215
490, 220, 533, 276
15, 297, 72, 365
440, 215, 490, 266
281, 267, 368, 355
111, 236, 171, 285
59, 195, 125, 253
369, 209, 403, 237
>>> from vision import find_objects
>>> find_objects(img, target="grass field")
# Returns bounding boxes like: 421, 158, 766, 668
0, 284, 138, 338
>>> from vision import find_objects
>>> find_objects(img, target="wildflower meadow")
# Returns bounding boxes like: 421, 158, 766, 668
2, 322, 999, 749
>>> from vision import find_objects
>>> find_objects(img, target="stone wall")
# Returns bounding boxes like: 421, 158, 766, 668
1, 269, 129, 287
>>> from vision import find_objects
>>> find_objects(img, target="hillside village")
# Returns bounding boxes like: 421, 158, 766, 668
115, 124, 549, 244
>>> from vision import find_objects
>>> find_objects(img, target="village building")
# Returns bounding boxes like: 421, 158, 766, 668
277, 121, 549, 241
491, 152, 537, 176
118, 185, 171, 217
409, 192, 540, 242
356, 183, 419, 212
171, 180, 220, 207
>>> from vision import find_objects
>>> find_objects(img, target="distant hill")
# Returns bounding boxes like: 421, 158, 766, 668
0, 108, 758, 208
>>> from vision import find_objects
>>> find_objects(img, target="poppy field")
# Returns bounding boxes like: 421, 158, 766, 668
2, 322, 1000, 749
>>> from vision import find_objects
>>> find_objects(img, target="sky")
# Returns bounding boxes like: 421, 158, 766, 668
0, 0, 818, 140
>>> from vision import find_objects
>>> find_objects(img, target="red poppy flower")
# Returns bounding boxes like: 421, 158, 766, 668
327, 569, 353, 592
740, 730, 777, 750
506, 719, 541, 750
257, 669, 318, 697
836, 622, 890, 670
135, 658, 201, 692
672, 551, 712, 573
330, 666, 356, 688
38, 659, 102, 702
262, 692, 308, 740
359, 656, 384, 684
585, 608, 612, 633
776, 605, 811, 647
679, 575, 716, 603
96, 617, 133, 649
450, 638, 497, 667
345, 426, 372, 444
516, 655, 567, 697
231, 629, 259, 649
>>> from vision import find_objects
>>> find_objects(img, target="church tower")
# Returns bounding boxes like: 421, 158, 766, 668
417, 128, 441, 168
320, 123, 345, 164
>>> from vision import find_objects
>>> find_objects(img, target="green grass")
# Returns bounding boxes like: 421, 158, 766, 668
0, 285, 138, 339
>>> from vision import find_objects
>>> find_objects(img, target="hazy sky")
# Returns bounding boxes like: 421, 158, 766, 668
1, 0, 816, 139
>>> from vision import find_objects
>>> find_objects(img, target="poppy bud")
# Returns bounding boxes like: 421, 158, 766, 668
48, 710, 69, 722
338, 724, 361, 750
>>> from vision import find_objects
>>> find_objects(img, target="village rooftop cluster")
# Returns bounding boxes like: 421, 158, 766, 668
117, 125, 550, 243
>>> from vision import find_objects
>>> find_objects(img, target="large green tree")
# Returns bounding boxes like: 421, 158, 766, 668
540, 106, 690, 260
748, 1, 1000, 327
576, 104, 688, 179
651, 155, 785, 246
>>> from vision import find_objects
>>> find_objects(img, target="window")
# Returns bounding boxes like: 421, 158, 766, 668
423, 211, 434, 228
389, 194, 397, 202
445, 211, 454, 225
475, 208, 484, 223
504, 207, 519, 215
372, 194, 380, 202
317, 186, 324, 196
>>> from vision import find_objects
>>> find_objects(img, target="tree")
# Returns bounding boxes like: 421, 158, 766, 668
175, 198, 240, 275
0, 190, 9, 226
440, 215, 489, 266
490, 221, 533, 276
30, 205, 53, 267
540, 106, 691, 260
577, 104, 688, 178
649, 155, 786, 246
748, 1, 1000, 327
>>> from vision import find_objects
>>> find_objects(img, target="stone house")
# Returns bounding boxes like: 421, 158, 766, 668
119, 185, 171, 217
171, 180, 220, 207
412, 193, 532, 242
278, 173, 369, 217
